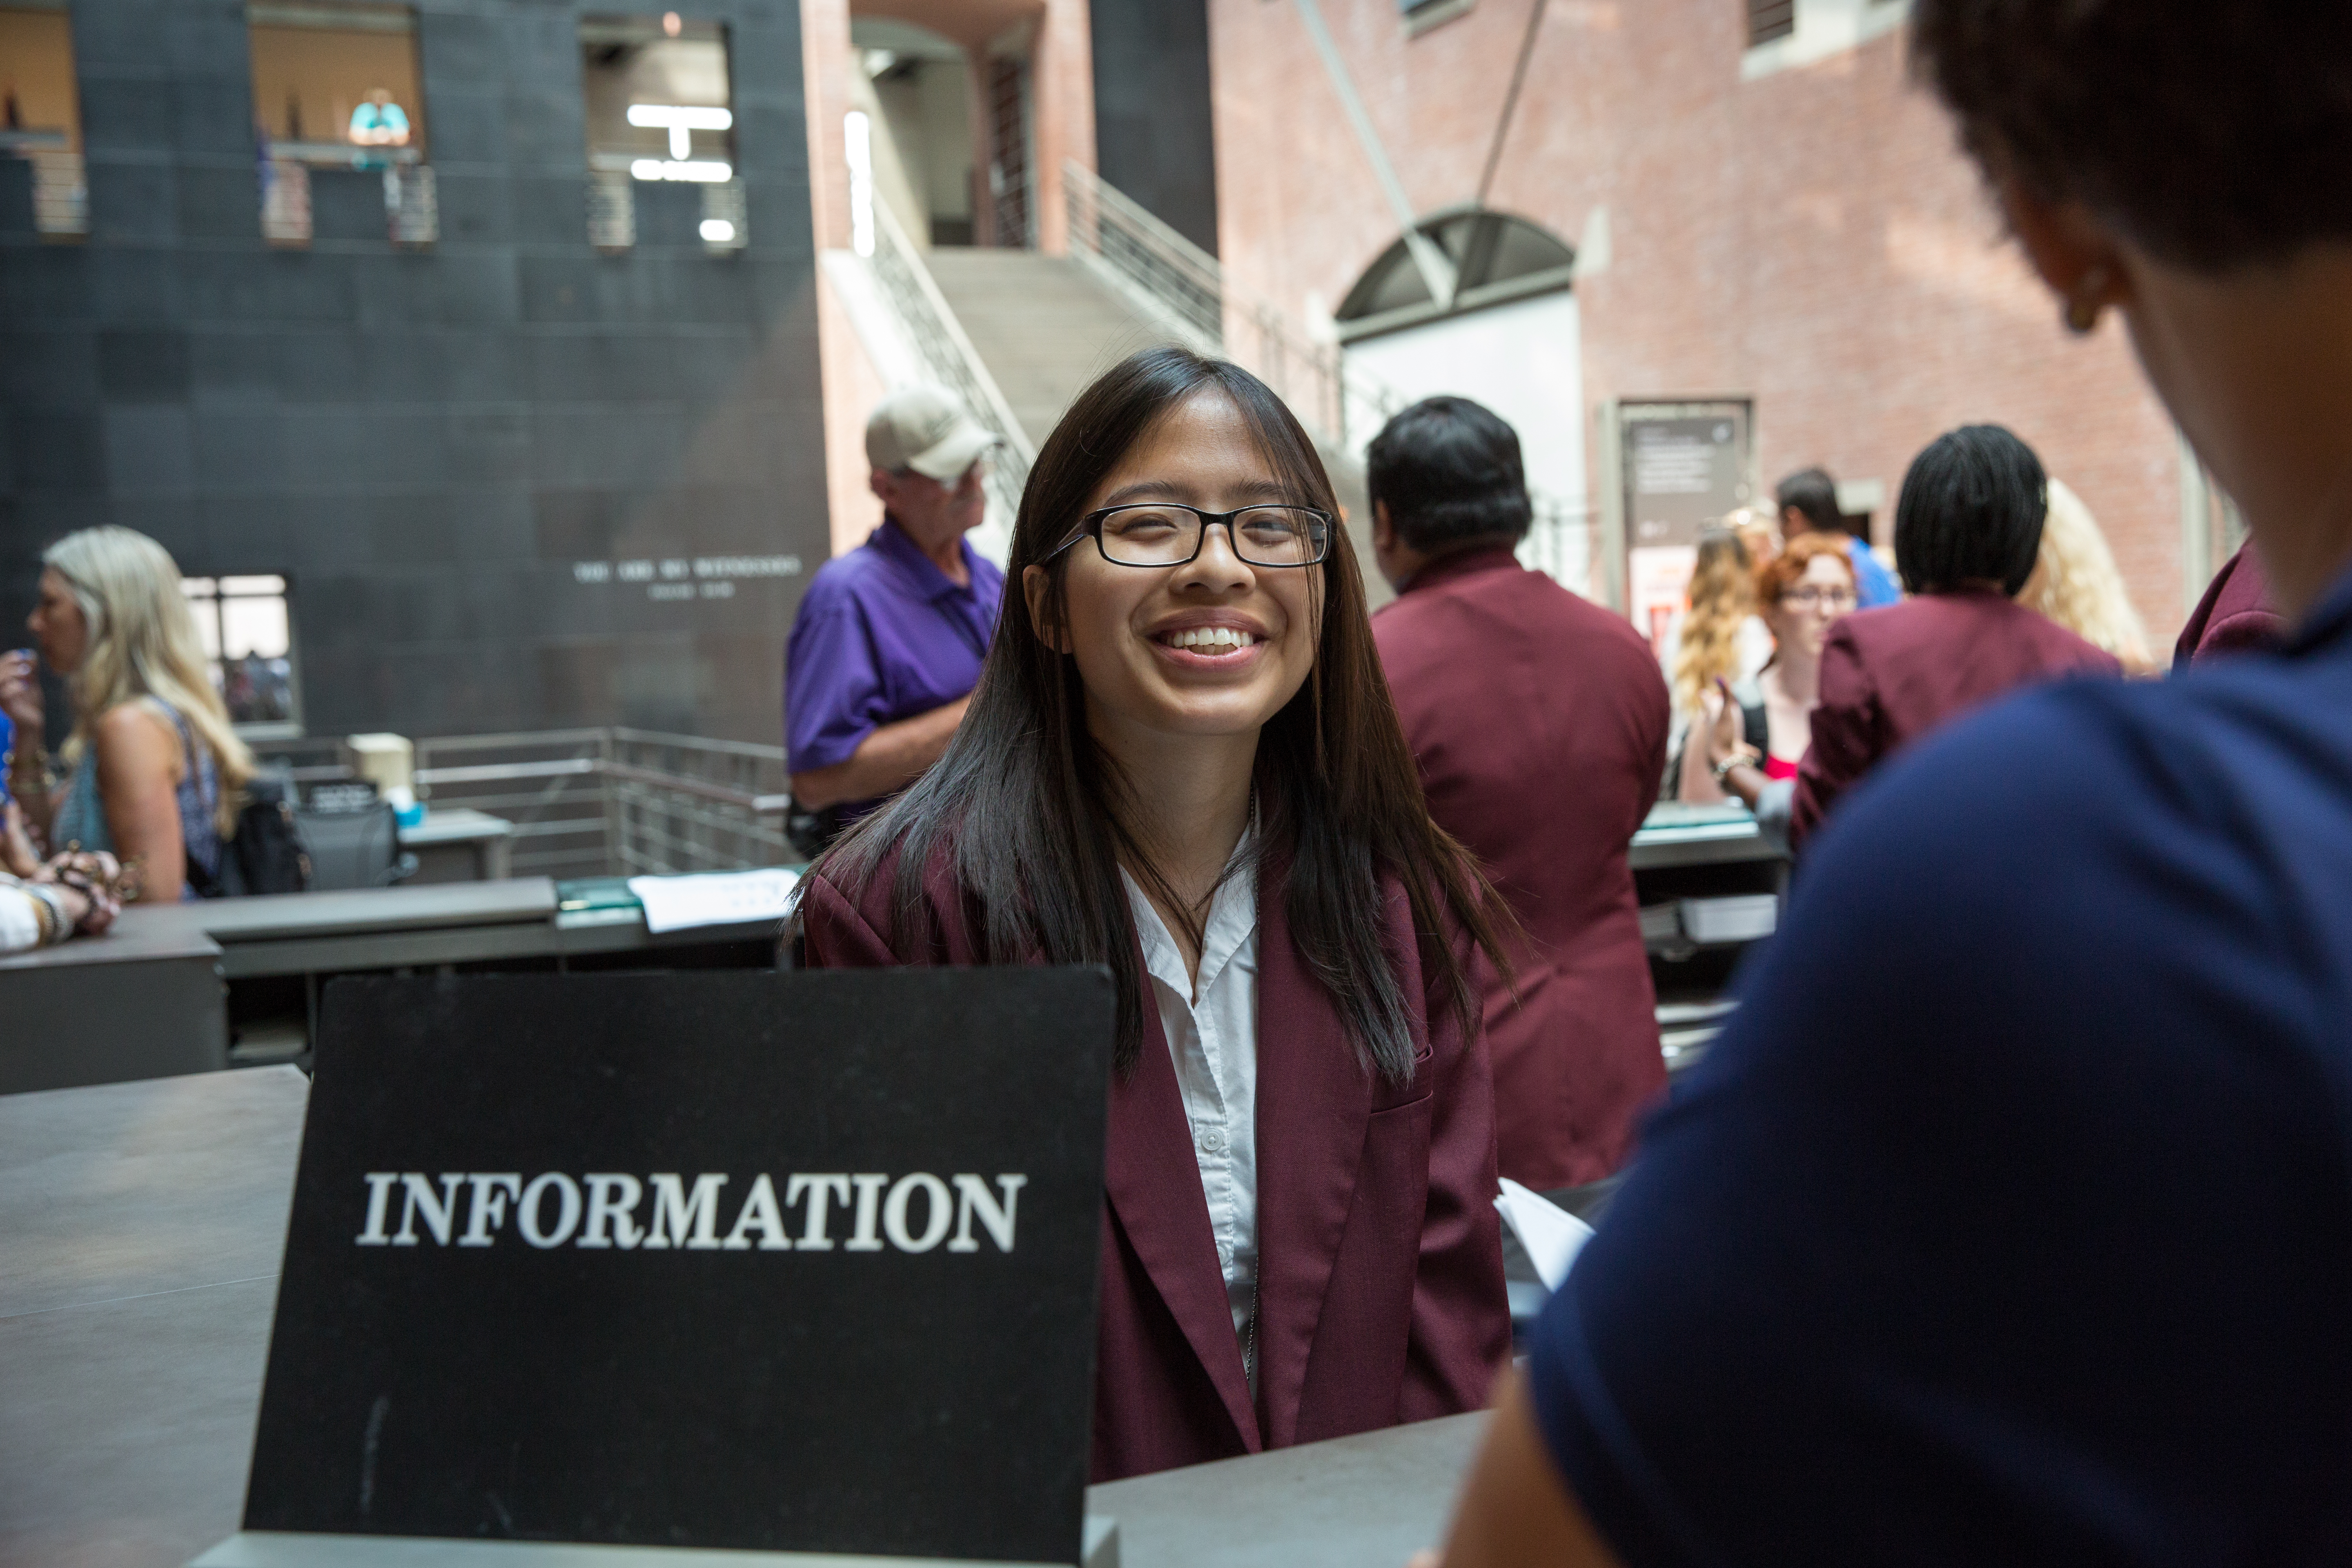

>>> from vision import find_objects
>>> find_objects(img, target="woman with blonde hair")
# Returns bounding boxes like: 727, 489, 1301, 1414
1668, 527, 1773, 798
2019, 477, 2158, 673
0, 527, 255, 902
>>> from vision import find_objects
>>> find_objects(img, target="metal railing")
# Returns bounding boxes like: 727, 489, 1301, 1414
413, 729, 617, 880
254, 727, 800, 881
1062, 160, 1406, 448
867, 195, 1036, 528
604, 729, 792, 876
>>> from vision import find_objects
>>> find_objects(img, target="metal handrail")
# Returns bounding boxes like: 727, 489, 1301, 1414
414, 757, 599, 786
1061, 160, 1407, 447
1062, 162, 1223, 350
866, 196, 1036, 528
610, 725, 789, 763
602, 758, 789, 815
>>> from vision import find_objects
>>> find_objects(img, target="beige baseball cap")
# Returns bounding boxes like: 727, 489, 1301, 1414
865, 385, 1000, 482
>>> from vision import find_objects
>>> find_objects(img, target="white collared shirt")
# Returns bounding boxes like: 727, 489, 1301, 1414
1121, 830, 1261, 1384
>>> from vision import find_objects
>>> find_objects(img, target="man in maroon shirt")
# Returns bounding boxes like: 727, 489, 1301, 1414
1369, 397, 1670, 1189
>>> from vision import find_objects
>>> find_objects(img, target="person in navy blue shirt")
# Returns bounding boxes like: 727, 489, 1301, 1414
1427, 3, 2352, 1564
784, 387, 1004, 851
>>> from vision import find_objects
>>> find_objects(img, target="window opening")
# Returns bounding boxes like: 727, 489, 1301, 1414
247, 1, 434, 247
183, 576, 302, 735
983, 53, 1031, 249
0, 2, 87, 237
581, 15, 744, 254
1746, 0, 1796, 46
850, 16, 973, 248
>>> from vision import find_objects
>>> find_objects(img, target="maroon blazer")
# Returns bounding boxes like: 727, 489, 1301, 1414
1791, 588, 2123, 848
2174, 542, 2287, 669
796, 843, 1510, 1483
1372, 547, 1669, 1189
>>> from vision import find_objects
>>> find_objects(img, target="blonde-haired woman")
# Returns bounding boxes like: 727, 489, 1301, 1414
2019, 479, 2158, 675
0, 527, 254, 902
1669, 528, 1772, 800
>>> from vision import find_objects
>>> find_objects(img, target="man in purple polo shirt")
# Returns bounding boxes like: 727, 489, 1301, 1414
784, 386, 1004, 855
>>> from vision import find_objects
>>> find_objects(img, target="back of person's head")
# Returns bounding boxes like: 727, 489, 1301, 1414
1775, 468, 1842, 535
1671, 528, 1754, 715
1723, 504, 1783, 566
1754, 529, 1858, 610
2019, 478, 2155, 671
1911, 2, 2352, 272
1892, 425, 2047, 597
1365, 396, 1534, 555
41, 527, 255, 818
822, 345, 1506, 1084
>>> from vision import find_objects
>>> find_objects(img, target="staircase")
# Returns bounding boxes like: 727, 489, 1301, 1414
922, 248, 1187, 449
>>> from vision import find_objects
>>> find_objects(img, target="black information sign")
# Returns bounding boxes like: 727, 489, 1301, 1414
244, 968, 1114, 1564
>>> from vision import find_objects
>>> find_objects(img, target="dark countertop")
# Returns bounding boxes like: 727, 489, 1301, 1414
0, 1069, 1488, 1568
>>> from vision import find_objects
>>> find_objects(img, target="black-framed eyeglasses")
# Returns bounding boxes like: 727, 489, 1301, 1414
1048, 503, 1334, 569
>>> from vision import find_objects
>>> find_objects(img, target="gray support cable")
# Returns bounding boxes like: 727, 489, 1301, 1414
1289, 0, 1456, 310
1477, 0, 1552, 208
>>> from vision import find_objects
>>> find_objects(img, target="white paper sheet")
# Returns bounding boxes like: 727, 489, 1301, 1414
1494, 1176, 1597, 1292
626, 868, 802, 935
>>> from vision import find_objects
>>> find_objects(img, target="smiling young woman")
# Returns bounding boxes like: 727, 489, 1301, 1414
795, 345, 1515, 1481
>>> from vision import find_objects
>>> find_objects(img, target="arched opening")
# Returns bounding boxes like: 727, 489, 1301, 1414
1335, 207, 1576, 338
1339, 208, 1588, 590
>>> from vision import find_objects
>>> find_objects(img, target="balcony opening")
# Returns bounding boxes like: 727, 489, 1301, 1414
184, 575, 303, 737
582, 14, 744, 254
849, 16, 974, 249
247, 0, 434, 247
0, 1, 87, 238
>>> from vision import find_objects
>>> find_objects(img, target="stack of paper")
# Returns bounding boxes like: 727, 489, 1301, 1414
626, 868, 803, 935
1494, 1176, 1596, 1292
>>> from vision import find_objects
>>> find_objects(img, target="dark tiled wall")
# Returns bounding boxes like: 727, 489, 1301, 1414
1089, 0, 1217, 257
0, 0, 826, 745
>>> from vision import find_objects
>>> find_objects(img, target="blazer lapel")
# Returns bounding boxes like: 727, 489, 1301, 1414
1101, 949, 1262, 1450
1248, 855, 1380, 1449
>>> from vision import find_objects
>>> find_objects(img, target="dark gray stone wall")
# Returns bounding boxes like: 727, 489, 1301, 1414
1088, 0, 1217, 258
0, 0, 826, 745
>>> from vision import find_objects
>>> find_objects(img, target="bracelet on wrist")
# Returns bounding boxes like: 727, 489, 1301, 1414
23, 883, 70, 946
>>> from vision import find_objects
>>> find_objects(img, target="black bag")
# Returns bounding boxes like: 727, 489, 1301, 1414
784, 800, 846, 862
188, 775, 313, 898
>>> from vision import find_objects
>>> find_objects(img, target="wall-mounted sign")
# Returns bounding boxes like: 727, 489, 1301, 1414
572, 553, 803, 601
237, 968, 1113, 1564
1611, 399, 1754, 657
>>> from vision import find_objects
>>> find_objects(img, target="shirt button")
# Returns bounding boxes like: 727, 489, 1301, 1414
1203, 1128, 1226, 1154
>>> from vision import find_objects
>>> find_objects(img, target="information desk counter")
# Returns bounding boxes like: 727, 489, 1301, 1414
0, 878, 786, 1096
0, 1069, 1487, 1568
2, 808, 1781, 1097
1631, 802, 1788, 1072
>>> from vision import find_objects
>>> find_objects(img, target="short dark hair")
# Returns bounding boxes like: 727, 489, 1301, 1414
1775, 468, 1842, 535
1893, 424, 2047, 597
1911, 1, 2352, 271
1365, 396, 1533, 553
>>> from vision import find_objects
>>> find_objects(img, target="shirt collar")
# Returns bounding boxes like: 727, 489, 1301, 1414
873, 516, 978, 601
2287, 559, 2352, 657
1121, 805, 1261, 1006
1396, 542, 1524, 597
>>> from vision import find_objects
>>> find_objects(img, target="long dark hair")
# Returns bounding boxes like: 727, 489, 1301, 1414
818, 346, 1510, 1084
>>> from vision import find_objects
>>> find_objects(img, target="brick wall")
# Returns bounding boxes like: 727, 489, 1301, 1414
1208, 0, 2188, 636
